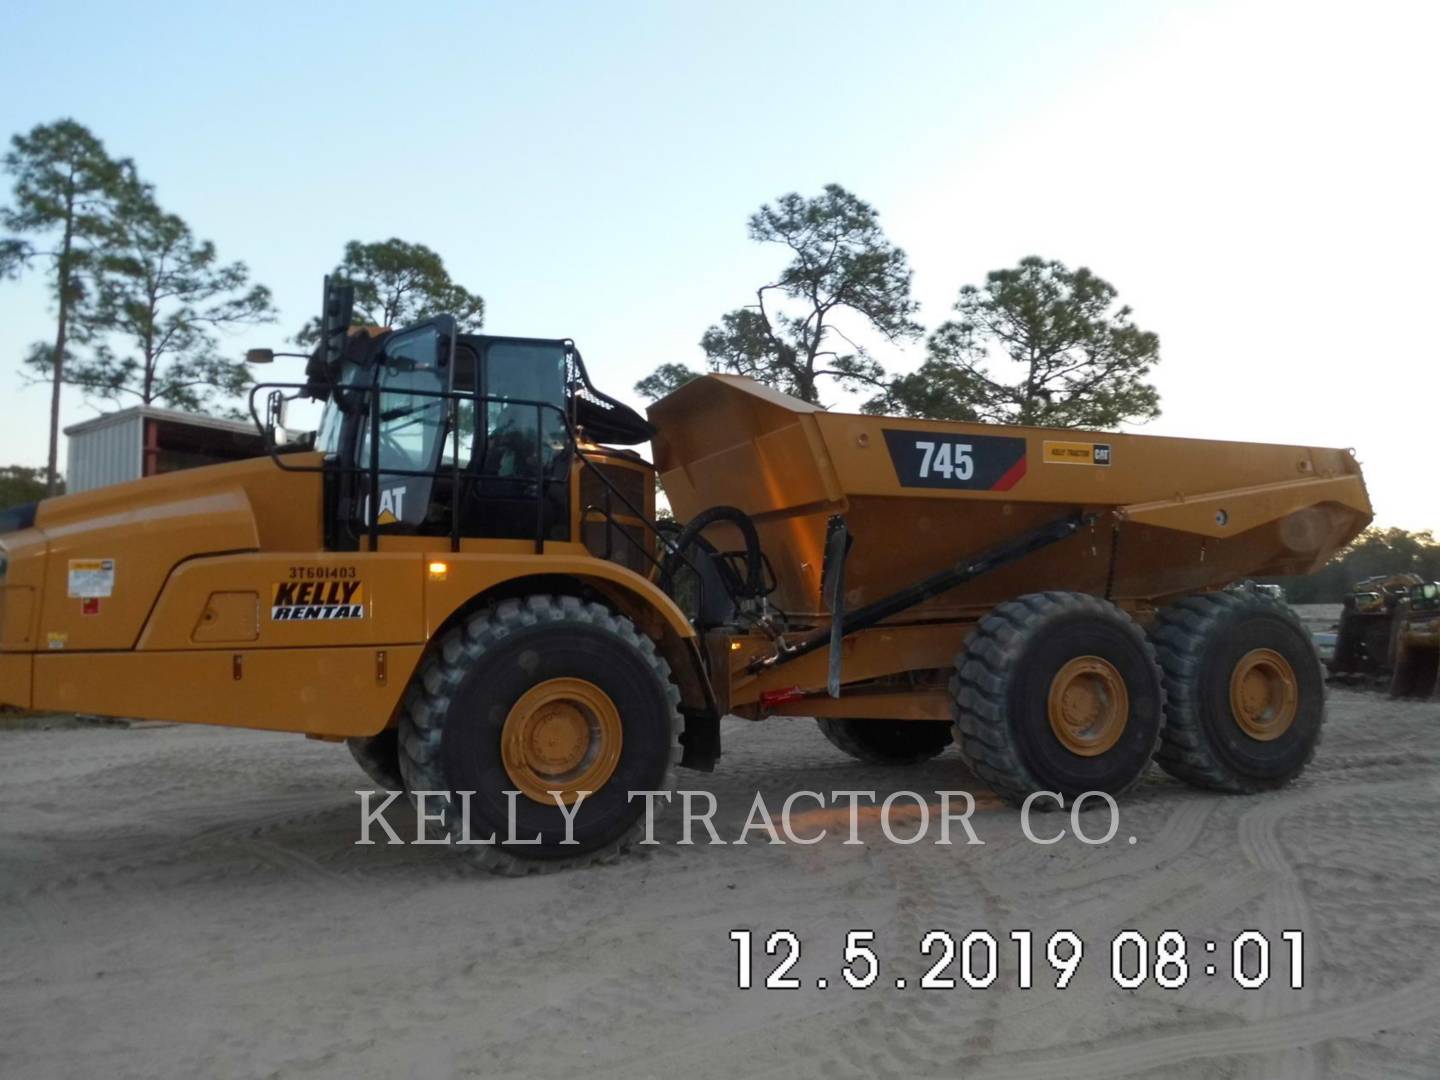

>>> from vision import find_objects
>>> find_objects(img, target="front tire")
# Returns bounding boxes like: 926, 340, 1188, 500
815, 718, 953, 765
347, 730, 405, 791
1149, 592, 1323, 792
951, 592, 1165, 805
398, 595, 681, 874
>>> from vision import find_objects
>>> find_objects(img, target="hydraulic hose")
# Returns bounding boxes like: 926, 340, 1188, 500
659, 504, 765, 602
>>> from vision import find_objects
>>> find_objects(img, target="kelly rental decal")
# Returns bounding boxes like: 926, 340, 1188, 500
270, 579, 366, 621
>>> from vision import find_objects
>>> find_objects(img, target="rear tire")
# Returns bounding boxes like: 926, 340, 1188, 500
398, 595, 681, 874
951, 592, 1165, 805
1149, 592, 1323, 792
815, 718, 952, 765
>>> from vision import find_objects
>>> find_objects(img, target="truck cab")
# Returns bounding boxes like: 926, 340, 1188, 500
282, 298, 656, 568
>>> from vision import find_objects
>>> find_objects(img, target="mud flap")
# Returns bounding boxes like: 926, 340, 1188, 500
679, 707, 720, 771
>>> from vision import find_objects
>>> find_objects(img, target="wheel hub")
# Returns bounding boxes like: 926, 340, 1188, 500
1229, 648, 1298, 741
501, 677, 623, 805
1047, 655, 1129, 756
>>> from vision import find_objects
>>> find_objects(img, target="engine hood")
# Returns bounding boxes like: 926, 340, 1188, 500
2, 454, 324, 653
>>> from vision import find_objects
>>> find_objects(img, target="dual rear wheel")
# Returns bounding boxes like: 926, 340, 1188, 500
1149, 591, 1323, 792
950, 590, 1323, 804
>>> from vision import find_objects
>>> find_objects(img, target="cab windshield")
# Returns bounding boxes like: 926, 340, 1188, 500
317, 336, 567, 467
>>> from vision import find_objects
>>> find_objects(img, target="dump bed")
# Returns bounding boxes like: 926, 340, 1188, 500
649, 375, 1370, 621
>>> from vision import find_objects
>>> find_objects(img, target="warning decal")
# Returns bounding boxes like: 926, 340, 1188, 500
1042, 440, 1112, 467
67, 558, 115, 598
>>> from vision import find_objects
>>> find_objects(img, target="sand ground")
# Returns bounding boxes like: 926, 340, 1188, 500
1, 687, 1437, 1080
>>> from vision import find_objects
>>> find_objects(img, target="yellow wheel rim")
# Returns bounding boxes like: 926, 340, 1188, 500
501, 677, 623, 805
1229, 648, 1298, 741
1047, 655, 1129, 757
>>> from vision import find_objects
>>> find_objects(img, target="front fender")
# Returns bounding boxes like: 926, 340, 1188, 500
422, 551, 695, 644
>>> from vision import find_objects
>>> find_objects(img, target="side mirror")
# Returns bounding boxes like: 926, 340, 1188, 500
246, 348, 275, 365
264, 389, 319, 448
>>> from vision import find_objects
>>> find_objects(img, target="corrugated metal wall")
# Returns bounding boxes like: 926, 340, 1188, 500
65, 414, 143, 494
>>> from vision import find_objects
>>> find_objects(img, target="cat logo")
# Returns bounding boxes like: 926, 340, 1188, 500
365, 485, 407, 526
271, 580, 366, 621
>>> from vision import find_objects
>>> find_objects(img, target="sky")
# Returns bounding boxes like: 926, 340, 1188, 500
1, 0, 1436, 529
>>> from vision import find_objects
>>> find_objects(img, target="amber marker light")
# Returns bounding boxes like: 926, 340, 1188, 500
428, 561, 449, 580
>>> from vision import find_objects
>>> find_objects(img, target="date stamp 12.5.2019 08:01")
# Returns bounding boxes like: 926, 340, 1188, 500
730, 929, 1305, 992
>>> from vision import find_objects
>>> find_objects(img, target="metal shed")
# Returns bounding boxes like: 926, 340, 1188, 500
63, 406, 266, 495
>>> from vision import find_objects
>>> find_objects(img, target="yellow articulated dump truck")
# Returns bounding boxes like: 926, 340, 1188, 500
0, 280, 1371, 872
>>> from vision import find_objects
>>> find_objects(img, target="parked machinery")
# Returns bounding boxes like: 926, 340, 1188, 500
0, 280, 1375, 871
1329, 573, 1440, 697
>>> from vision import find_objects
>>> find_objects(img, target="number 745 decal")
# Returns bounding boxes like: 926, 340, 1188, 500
916, 441, 974, 481
881, 429, 1029, 491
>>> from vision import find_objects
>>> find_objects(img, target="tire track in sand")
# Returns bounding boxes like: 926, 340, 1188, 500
792, 798, 1228, 1078
1235, 776, 1431, 1079
953, 965, 1440, 1080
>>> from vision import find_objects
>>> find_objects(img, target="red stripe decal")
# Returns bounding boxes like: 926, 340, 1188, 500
991, 455, 1028, 491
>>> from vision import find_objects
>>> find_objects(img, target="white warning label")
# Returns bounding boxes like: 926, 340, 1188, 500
67, 558, 115, 598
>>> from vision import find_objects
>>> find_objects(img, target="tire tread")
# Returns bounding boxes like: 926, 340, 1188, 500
1150, 591, 1322, 793
397, 594, 681, 875
950, 592, 1165, 805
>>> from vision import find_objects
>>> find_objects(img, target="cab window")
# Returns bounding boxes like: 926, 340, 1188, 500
478, 342, 568, 479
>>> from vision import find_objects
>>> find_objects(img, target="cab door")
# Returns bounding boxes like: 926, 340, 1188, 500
461, 338, 572, 543
346, 317, 456, 541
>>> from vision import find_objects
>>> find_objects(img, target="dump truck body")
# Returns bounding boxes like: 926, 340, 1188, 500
649, 376, 1370, 717
653, 376, 1368, 619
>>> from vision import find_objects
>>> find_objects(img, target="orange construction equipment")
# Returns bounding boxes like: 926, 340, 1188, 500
0, 279, 1372, 871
